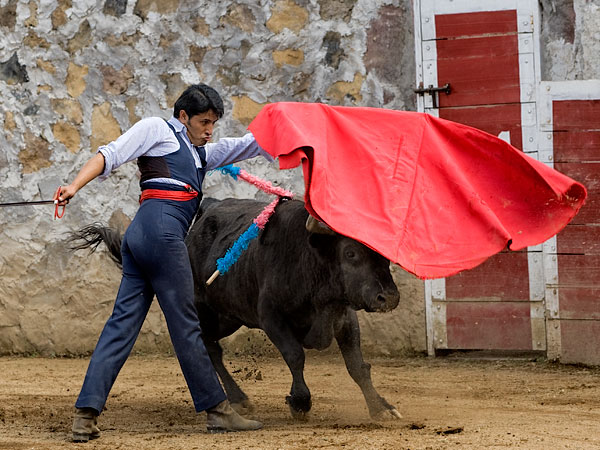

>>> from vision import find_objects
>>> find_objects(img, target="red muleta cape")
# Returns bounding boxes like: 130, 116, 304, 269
248, 102, 587, 279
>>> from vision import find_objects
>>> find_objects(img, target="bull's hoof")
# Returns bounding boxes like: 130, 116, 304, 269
288, 406, 310, 421
230, 399, 254, 415
371, 407, 403, 421
285, 395, 310, 421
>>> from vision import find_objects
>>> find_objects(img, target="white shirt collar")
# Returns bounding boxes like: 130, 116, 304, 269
167, 116, 201, 149
167, 116, 185, 133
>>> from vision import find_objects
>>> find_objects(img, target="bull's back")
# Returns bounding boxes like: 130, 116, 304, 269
187, 198, 310, 327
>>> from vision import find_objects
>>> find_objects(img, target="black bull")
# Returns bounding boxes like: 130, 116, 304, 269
72, 198, 401, 419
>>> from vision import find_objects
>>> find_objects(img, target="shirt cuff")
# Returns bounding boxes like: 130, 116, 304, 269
96, 147, 112, 181
248, 131, 274, 162
258, 147, 275, 162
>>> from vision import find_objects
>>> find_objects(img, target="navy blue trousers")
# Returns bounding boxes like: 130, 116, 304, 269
75, 198, 226, 414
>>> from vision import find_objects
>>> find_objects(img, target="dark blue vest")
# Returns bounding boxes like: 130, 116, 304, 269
137, 121, 207, 193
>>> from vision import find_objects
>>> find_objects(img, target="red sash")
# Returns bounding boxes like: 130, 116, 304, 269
139, 185, 198, 204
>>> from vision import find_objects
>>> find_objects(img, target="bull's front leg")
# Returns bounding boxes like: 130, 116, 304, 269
259, 306, 311, 419
335, 309, 401, 420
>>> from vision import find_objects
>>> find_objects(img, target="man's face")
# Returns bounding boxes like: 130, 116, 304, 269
179, 109, 218, 146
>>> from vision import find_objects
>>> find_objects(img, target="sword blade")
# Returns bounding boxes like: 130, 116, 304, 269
0, 200, 56, 207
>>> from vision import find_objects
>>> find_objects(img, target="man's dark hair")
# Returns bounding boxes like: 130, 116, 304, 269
173, 84, 224, 119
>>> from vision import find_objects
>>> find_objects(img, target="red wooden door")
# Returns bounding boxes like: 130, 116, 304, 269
416, 1, 544, 354
540, 84, 600, 364
436, 9, 523, 148
438, 10, 533, 351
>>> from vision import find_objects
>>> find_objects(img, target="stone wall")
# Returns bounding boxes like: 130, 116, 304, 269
0, 0, 598, 357
539, 0, 600, 81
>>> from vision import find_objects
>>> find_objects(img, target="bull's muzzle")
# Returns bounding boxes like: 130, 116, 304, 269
373, 290, 400, 312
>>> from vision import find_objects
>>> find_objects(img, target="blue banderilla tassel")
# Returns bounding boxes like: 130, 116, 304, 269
217, 164, 241, 180
215, 223, 259, 275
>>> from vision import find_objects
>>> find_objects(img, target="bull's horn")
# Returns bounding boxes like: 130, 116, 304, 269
305, 215, 336, 235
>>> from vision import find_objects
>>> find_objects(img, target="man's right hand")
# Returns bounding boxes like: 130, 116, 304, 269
54, 184, 78, 206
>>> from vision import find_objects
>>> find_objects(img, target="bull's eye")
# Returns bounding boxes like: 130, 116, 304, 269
345, 249, 356, 259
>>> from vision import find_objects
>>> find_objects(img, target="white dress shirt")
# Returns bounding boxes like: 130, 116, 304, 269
97, 116, 272, 186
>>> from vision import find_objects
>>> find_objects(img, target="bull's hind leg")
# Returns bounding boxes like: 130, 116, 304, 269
335, 309, 401, 420
199, 310, 252, 413
204, 339, 253, 414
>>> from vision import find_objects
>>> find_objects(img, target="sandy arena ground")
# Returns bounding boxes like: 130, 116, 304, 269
1, 352, 600, 449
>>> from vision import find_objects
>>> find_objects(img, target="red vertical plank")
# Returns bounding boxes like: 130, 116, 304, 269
558, 287, 600, 320
435, 11, 520, 108
440, 104, 523, 150
446, 302, 532, 350
556, 255, 600, 321
554, 162, 600, 224
560, 320, 600, 365
556, 225, 600, 255
446, 252, 529, 301
553, 162, 600, 193
553, 100, 600, 162
553, 99, 600, 359
433, 10, 530, 352
553, 131, 600, 162
436, 36, 520, 107
557, 255, 600, 286
435, 10, 518, 38
553, 100, 600, 130
562, 193, 600, 225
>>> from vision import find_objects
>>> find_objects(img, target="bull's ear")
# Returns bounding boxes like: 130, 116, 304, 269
308, 232, 336, 259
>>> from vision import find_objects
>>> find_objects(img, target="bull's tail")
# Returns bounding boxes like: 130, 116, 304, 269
68, 223, 124, 267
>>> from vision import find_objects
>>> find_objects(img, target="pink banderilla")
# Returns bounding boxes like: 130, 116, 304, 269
206, 165, 294, 285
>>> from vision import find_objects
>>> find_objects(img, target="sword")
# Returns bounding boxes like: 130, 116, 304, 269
0, 186, 66, 218
0, 199, 57, 207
